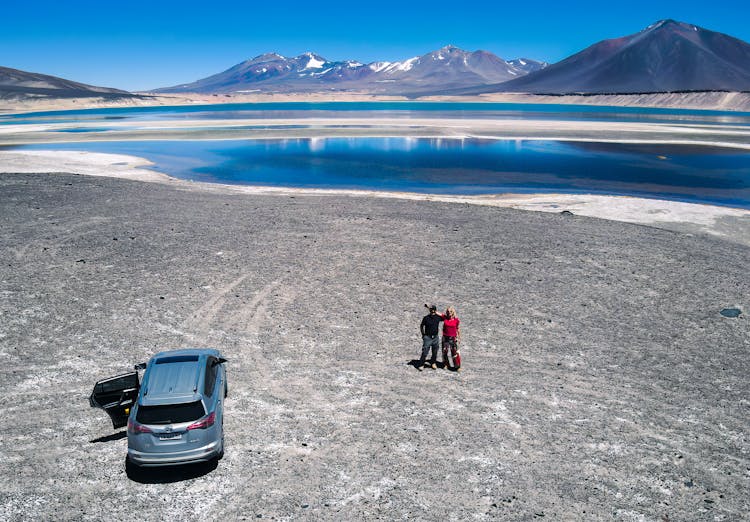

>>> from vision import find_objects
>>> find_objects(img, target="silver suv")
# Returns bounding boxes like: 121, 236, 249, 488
90, 348, 227, 468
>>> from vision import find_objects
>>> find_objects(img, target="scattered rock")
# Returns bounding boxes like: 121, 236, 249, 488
560, 210, 574, 216
720, 308, 742, 318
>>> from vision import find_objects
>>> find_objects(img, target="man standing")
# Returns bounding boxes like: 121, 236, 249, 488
418, 304, 443, 371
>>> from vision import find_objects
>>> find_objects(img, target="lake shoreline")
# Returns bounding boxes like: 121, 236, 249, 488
2, 103, 749, 246
3, 90, 750, 114
3, 115, 750, 151
2, 148, 749, 247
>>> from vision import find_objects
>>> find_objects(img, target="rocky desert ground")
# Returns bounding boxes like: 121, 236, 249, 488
0, 172, 748, 520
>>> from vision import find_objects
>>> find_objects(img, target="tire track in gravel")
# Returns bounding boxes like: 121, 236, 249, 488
182, 275, 299, 399
200, 277, 309, 516
225, 279, 281, 336
181, 273, 250, 343
11, 216, 111, 260
227, 278, 303, 400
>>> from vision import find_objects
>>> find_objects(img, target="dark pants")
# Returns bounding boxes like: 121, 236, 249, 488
419, 335, 439, 365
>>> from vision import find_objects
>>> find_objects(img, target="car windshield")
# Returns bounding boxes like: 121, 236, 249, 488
136, 401, 205, 424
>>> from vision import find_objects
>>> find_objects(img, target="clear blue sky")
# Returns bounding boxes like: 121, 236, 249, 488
2, 0, 748, 91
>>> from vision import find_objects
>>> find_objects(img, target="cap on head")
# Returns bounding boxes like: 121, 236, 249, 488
429, 305, 437, 312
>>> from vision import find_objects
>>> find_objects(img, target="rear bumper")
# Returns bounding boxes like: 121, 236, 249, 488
128, 439, 221, 467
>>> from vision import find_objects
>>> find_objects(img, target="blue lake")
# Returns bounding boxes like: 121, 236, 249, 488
16, 138, 750, 208
4, 101, 750, 126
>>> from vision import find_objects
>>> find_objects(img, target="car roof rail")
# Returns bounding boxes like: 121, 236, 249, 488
193, 361, 202, 393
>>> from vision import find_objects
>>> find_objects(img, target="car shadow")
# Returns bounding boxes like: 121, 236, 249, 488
126, 457, 218, 483
90, 431, 127, 443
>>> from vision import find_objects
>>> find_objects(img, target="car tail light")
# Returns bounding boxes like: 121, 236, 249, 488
187, 411, 216, 430
127, 418, 153, 434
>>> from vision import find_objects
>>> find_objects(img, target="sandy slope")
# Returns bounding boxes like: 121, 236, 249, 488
0, 172, 747, 520
2, 90, 750, 114
468, 91, 750, 112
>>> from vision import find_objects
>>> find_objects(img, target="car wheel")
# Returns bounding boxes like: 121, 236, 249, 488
125, 455, 142, 478
216, 431, 225, 461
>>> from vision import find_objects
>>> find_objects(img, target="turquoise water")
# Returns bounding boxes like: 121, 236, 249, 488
3, 101, 750, 126
17, 138, 750, 208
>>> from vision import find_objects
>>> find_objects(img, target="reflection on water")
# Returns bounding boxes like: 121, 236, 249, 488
15, 137, 750, 208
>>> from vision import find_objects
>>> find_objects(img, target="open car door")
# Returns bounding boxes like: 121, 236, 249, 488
89, 372, 140, 429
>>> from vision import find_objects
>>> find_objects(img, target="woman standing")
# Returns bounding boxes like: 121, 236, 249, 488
440, 306, 461, 371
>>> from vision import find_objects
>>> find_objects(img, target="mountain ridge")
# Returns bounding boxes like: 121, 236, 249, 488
152, 46, 547, 95
5, 19, 750, 101
0, 65, 134, 101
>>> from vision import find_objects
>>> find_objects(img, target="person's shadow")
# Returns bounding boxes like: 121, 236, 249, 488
407, 359, 450, 371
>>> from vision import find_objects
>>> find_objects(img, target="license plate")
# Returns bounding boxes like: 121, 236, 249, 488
159, 432, 182, 440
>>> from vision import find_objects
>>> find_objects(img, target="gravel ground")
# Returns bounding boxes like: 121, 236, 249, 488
0, 172, 748, 521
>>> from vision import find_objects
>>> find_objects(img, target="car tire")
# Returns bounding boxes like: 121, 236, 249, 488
216, 432, 225, 461
125, 455, 142, 478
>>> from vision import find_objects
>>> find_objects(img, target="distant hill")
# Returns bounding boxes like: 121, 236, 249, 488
152, 46, 547, 95
0, 66, 133, 101
456, 20, 750, 95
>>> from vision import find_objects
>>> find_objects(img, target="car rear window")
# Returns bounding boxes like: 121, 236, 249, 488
136, 401, 205, 424
155, 355, 199, 364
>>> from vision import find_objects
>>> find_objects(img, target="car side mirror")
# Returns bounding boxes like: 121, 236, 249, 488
134, 362, 147, 370
213, 357, 228, 366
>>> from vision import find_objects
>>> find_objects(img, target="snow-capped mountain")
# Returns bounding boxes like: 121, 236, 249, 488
153, 46, 547, 94
365, 46, 547, 89
460, 19, 750, 94
507, 58, 547, 75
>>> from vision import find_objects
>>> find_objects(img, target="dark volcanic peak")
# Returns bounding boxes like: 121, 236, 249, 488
153, 46, 547, 95
475, 19, 750, 94
0, 66, 132, 100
